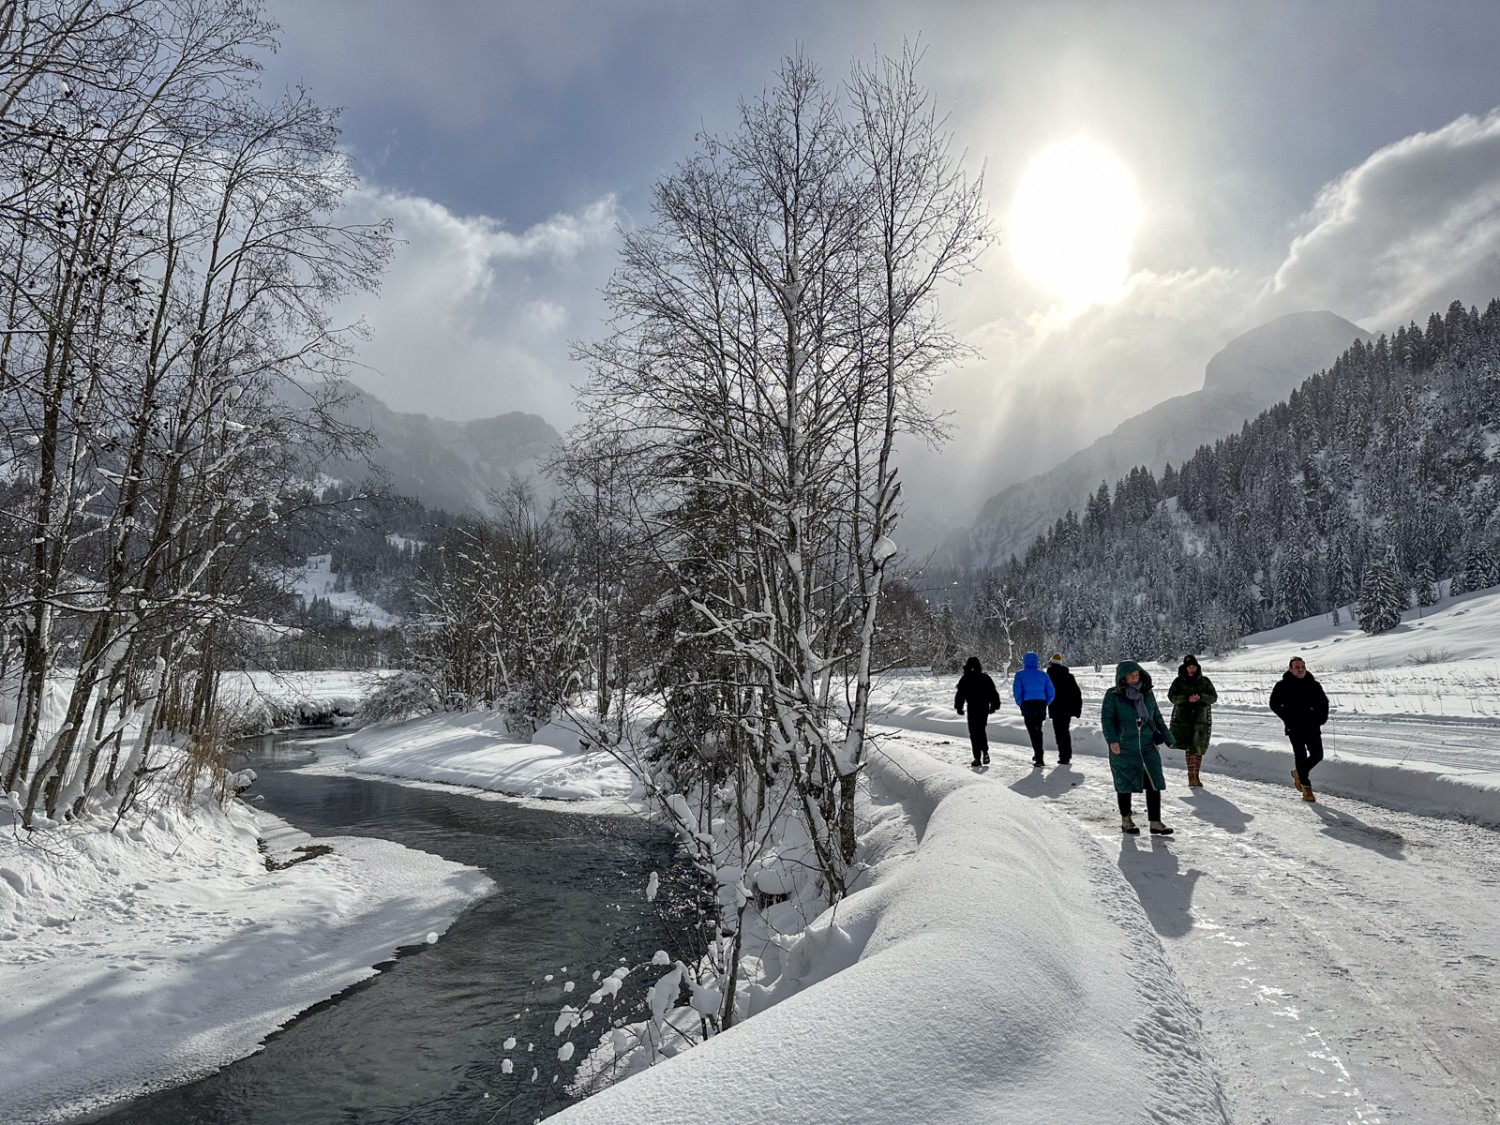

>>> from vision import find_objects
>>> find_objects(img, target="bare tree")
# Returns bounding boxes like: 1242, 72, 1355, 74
1, 0, 391, 823
566, 47, 988, 1035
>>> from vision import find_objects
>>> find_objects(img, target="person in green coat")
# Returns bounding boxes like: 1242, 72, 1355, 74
1167, 654, 1218, 788
1101, 660, 1175, 835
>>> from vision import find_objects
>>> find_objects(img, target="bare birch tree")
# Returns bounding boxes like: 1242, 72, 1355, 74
1, 0, 390, 823
565, 47, 987, 1035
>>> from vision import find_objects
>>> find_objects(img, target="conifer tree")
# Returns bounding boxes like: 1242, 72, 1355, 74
1357, 549, 1406, 634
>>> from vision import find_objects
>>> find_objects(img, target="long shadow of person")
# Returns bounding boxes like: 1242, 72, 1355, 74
1008, 762, 1085, 799
1117, 835, 1202, 939
1312, 802, 1406, 861
1181, 787, 1252, 834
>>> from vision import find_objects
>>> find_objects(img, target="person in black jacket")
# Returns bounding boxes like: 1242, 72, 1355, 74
1045, 652, 1082, 764
1268, 655, 1330, 802
954, 656, 1002, 767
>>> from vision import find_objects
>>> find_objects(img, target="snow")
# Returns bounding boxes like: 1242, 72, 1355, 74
287, 553, 399, 628
0, 794, 491, 1125
10, 588, 1500, 1124
551, 586, 1500, 1124
218, 669, 392, 730
868, 587, 1500, 826
555, 739, 1228, 1123
296, 711, 642, 811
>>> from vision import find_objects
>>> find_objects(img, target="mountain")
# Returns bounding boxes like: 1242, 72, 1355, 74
988, 297, 1500, 662
322, 385, 562, 514
952, 311, 1373, 567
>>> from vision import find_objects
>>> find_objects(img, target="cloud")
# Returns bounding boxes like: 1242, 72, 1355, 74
1270, 108, 1500, 326
332, 189, 622, 423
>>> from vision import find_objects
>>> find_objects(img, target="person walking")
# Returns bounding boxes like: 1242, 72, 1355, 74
955, 656, 1002, 767
1012, 651, 1056, 767
1167, 655, 1218, 787
1269, 655, 1329, 802
1046, 652, 1082, 764
1101, 661, 1175, 835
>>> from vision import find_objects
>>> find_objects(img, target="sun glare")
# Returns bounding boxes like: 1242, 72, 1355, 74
1010, 139, 1139, 309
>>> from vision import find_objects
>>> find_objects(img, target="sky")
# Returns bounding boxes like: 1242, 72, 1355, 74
260, 0, 1500, 537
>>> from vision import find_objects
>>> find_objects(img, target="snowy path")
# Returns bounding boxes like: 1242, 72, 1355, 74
872, 724, 1500, 1125
1211, 706, 1500, 774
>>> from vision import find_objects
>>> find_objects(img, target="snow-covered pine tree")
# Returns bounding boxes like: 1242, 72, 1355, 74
1413, 559, 1439, 607
1357, 549, 1406, 634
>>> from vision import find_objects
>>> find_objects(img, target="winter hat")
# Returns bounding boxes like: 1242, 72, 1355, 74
963, 656, 982, 673
1183, 654, 1200, 669
1049, 652, 1064, 664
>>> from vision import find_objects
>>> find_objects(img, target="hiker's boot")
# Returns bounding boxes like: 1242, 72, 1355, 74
1302, 783, 1317, 803
1121, 814, 1140, 835
1291, 769, 1306, 795
1149, 820, 1175, 836
1187, 762, 1203, 787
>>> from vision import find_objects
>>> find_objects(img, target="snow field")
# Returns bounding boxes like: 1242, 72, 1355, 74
296, 710, 642, 809
288, 552, 399, 628
552, 740, 1229, 1124
0, 793, 492, 1125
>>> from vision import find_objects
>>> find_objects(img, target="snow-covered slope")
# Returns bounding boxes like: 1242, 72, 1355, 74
289, 553, 398, 628
953, 310, 1372, 566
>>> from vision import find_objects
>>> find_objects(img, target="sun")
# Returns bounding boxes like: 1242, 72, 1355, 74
1010, 139, 1140, 308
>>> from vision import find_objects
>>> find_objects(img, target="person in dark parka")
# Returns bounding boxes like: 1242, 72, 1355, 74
1167, 655, 1218, 788
1045, 652, 1082, 764
1269, 655, 1329, 802
1101, 660, 1175, 835
955, 656, 1002, 767
1012, 651, 1056, 766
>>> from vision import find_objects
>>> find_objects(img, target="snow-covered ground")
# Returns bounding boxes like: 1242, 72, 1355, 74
219, 668, 392, 730
9, 587, 1500, 1124
870, 587, 1500, 827
0, 794, 491, 1125
1, 670, 491, 1125
542, 590, 1500, 1123
287, 552, 399, 628
297, 711, 642, 813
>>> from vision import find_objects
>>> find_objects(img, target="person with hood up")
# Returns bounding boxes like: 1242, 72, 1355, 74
1167, 655, 1218, 788
954, 656, 1002, 767
1012, 651, 1056, 767
1045, 652, 1082, 764
1269, 655, 1330, 802
1101, 660, 1175, 835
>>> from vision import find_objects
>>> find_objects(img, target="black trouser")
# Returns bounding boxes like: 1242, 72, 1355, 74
1051, 713, 1073, 762
1020, 700, 1048, 760
966, 714, 989, 763
1118, 789, 1161, 820
1289, 727, 1324, 785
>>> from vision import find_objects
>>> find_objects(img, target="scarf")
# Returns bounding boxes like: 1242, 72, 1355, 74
1124, 683, 1152, 727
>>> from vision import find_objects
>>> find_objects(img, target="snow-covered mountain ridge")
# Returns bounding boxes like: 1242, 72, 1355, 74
953, 310, 1372, 567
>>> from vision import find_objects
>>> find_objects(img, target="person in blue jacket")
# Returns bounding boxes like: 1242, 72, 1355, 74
1012, 651, 1056, 767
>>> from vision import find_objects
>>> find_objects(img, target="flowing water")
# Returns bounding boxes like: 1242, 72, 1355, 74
86, 732, 676, 1125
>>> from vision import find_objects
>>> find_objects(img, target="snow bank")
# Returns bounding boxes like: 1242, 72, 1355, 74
218, 669, 390, 731
303, 711, 640, 805
0, 797, 491, 1125
553, 741, 1228, 1124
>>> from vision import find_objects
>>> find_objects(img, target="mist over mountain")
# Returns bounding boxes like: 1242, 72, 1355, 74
947, 311, 1373, 567
323, 384, 561, 514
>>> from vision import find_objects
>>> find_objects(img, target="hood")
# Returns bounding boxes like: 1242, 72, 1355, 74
1113, 660, 1152, 692
1178, 655, 1201, 678
1022, 652, 1039, 670
963, 656, 982, 673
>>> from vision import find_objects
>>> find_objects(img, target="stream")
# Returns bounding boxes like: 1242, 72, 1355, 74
85, 731, 677, 1125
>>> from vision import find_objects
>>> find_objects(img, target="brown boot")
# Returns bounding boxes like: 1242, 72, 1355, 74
1187, 756, 1203, 787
